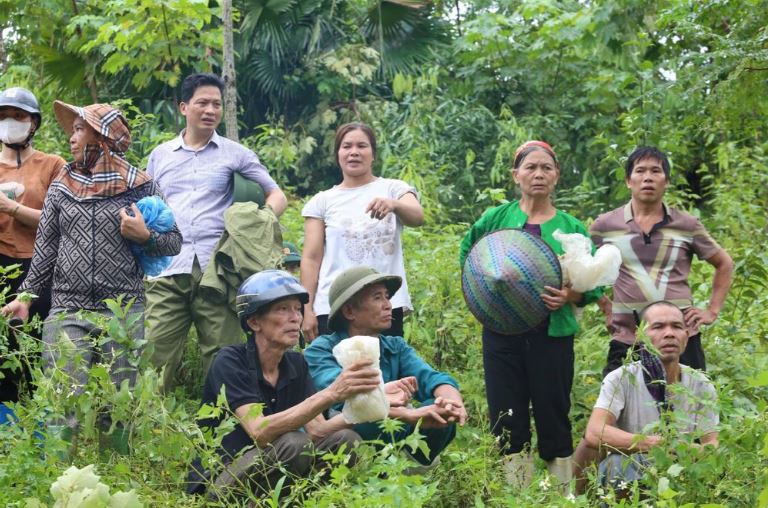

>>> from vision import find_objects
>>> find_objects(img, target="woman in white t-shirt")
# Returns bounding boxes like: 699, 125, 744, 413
301, 122, 424, 340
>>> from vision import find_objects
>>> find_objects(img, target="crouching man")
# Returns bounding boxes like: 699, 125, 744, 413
187, 270, 381, 500
574, 301, 719, 495
305, 266, 467, 468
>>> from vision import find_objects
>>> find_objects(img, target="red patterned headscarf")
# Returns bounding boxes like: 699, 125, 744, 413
513, 140, 559, 169
51, 101, 150, 201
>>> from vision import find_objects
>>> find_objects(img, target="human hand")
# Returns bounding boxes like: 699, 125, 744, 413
683, 307, 718, 329
542, 285, 582, 311
638, 434, 663, 452
365, 197, 396, 220
302, 307, 319, 342
406, 404, 458, 429
434, 396, 468, 426
0, 191, 15, 214
119, 203, 151, 243
327, 359, 382, 403
384, 376, 418, 406
1, 299, 31, 321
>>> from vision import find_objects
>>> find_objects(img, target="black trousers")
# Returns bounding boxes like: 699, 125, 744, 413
482, 325, 574, 461
0, 253, 52, 402
603, 333, 706, 378
316, 307, 405, 337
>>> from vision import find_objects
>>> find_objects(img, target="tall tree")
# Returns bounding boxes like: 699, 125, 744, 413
222, 0, 239, 141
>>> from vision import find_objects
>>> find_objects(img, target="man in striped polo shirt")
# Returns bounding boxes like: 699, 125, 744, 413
590, 146, 733, 375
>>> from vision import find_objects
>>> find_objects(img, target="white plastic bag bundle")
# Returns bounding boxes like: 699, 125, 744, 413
332, 335, 389, 424
552, 229, 622, 292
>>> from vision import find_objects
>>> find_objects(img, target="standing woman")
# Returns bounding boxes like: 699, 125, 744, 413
459, 141, 602, 490
0, 87, 65, 409
301, 122, 424, 340
2, 101, 181, 436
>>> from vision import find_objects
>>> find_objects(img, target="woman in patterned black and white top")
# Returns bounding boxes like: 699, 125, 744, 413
2, 101, 181, 437
300, 123, 424, 341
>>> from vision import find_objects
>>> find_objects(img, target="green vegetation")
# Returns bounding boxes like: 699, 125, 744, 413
1, 0, 767, 505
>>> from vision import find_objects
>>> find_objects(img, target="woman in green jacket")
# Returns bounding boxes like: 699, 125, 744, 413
460, 141, 601, 490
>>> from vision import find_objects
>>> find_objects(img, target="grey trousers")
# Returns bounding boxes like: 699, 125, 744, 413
42, 305, 145, 397
208, 429, 360, 502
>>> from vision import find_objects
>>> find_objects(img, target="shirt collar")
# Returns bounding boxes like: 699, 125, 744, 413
623, 201, 671, 223
251, 341, 299, 390
172, 129, 221, 152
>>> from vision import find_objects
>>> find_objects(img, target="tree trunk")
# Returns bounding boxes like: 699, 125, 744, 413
222, 0, 239, 142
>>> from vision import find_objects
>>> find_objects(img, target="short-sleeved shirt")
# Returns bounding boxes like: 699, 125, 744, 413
595, 362, 719, 437
0, 152, 66, 258
590, 202, 722, 344
147, 131, 279, 277
301, 177, 418, 314
198, 342, 317, 462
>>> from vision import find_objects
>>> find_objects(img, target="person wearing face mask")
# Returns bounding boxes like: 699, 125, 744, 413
1, 101, 181, 446
0, 87, 65, 412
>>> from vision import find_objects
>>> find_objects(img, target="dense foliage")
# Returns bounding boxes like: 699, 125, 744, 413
1, 0, 767, 506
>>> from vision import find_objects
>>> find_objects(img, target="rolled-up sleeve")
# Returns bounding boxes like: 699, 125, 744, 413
239, 150, 278, 193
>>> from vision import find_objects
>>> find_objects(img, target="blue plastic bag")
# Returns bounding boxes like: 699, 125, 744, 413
129, 196, 176, 276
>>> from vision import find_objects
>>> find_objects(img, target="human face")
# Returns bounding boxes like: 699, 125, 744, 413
180, 85, 222, 135
343, 283, 392, 334
247, 296, 304, 348
337, 129, 374, 179
512, 149, 559, 199
0, 107, 32, 123
70, 117, 99, 162
626, 157, 667, 204
644, 305, 689, 363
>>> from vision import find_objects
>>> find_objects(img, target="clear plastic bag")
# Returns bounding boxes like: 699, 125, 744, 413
552, 229, 622, 292
332, 335, 389, 424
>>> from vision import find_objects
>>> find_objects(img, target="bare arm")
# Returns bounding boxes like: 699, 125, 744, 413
300, 217, 325, 340
684, 249, 734, 328
265, 188, 288, 216
236, 390, 337, 447
365, 192, 424, 227
705, 249, 733, 316
0, 193, 42, 227
393, 192, 424, 227
699, 431, 719, 449
235, 360, 379, 447
585, 408, 662, 454
304, 413, 351, 442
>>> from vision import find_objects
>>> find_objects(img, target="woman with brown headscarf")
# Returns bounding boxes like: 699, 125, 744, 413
2, 101, 181, 445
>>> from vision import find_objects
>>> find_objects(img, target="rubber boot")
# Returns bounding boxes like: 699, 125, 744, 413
546, 455, 573, 494
503, 452, 534, 490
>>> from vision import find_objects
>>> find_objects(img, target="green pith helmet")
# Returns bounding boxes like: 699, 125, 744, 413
327, 266, 402, 331
282, 241, 301, 264
233, 172, 266, 205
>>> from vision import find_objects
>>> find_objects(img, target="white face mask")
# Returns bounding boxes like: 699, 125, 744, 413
0, 118, 32, 144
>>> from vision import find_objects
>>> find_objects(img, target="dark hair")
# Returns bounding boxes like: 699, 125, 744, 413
513, 143, 559, 170
181, 73, 225, 103
625, 146, 671, 180
334, 122, 377, 166
636, 300, 684, 325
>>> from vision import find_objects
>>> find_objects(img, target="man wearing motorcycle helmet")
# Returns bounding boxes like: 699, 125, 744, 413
187, 269, 381, 500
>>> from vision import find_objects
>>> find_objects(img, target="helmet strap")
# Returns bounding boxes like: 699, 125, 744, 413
3, 125, 36, 168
